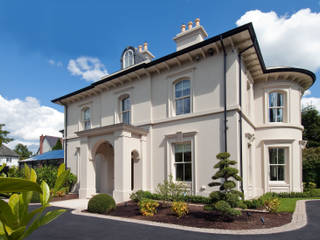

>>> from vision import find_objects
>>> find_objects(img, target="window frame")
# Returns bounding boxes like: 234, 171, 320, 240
174, 79, 191, 116
120, 95, 131, 125
123, 49, 134, 69
173, 142, 192, 182
268, 91, 285, 122
268, 147, 286, 182
82, 107, 91, 130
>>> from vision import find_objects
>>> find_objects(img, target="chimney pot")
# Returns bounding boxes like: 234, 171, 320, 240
188, 21, 193, 30
181, 24, 186, 32
195, 18, 200, 27
138, 45, 142, 52
143, 42, 148, 51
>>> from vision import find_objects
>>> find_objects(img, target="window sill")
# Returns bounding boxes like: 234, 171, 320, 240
269, 181, 289, 186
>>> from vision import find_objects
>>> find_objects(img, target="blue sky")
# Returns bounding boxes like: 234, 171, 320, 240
0, 0, 319, 152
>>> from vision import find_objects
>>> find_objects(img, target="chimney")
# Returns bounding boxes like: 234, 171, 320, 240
39, 135, 45, 154
140, 42, 155, 62
138, 45, 143, 53
173, 18, 208, 51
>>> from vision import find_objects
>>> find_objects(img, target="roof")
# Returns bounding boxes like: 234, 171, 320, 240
0, 145, 19, 158
52, 23, 316, 105
44, 136, 61, 148
20, 150, 64, 162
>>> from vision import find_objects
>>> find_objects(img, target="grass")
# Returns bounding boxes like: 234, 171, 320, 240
278, 197, 320, 212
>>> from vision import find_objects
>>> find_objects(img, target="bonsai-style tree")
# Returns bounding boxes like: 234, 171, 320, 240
208, 152, 243, 217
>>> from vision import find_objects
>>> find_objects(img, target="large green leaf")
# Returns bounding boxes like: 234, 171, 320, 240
53, 169, 69, 194
21, 206, 44, 226
39, 181, 50, 206
57, 163, 65, 178
0, 200, 17, 228
8, 194, 20, 224
0, 178, 41, 193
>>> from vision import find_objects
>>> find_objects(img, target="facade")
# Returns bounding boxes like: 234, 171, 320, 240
38, 135, 62, 154
52, 20, 315, 203
0, 145, 19, 167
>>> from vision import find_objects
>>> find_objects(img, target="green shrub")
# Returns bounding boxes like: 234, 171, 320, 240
238, 201, 247, 209
304, 182, 317, 192
156, 175, 188, 202
35, 165, 58, 188
303, 147, 320, 187
88, 194, 116, 214
138, 199, 159, 216
183, 195, 211, 204
214, 200, 241, 217
7, 166, 24, 178
130, 190, 153, 202
171, 201, 188, 218
264, 198, 280, 213
243, 199, 264, 209
65, 172, 77, 192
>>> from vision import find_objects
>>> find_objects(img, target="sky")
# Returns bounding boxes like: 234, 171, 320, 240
0, 0, 320, 153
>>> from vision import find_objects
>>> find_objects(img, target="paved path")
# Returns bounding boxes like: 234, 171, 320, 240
27, 201, 320, 240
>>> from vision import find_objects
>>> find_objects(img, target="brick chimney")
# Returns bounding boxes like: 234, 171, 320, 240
173, 18, 208, 51
39, 135, 45, 154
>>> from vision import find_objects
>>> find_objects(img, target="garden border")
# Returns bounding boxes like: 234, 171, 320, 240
71, 199, 319, 235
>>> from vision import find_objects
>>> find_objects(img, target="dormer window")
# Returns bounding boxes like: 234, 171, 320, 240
123, 49, 134, 69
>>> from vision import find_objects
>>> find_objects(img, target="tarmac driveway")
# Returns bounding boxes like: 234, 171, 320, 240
27, 201, 320, 240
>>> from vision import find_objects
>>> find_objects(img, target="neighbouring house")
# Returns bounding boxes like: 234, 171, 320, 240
0, 145, 19, 167
19, 149, 64, 168
37, 135, 63, 154
52, 20, 315, 203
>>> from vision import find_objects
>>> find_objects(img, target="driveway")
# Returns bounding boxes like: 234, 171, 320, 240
27, 201, 320, 240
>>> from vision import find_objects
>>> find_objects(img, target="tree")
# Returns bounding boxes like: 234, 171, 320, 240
303, 147, 320, 187
302, 106, 320, 148
14, 144, 32, 160
0, 124, 13, 147
208, 152, 243, 217
52, 140, 62, 150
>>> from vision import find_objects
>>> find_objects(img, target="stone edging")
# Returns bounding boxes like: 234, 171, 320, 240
71, 200, 318, 235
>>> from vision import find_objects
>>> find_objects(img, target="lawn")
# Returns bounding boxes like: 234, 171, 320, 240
278, 197, 320, 212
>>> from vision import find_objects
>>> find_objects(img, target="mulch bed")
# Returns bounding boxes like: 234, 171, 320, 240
51, 193, 78, 202
106, 201, 292, 230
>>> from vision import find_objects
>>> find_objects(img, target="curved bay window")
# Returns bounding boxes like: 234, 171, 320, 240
123, 49, 134, 69
83, 107, 91, 130
121, 96, 131, 124
175, 79, 190, 115
269, 92, 284, 122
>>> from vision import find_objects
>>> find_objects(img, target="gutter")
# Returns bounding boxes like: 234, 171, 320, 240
64, 104, 68, 169
220, 37, 227, 152
238, 43, 255, 194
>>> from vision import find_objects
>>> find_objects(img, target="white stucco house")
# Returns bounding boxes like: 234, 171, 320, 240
0, 145, 20, 167
52, 20, 315, 202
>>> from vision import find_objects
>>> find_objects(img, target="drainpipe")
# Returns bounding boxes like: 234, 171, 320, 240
238, 44, 254, 194
63, 103, 68, 169
220, 36, 227, 153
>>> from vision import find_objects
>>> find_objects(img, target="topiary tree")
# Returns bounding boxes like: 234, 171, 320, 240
207, 152, 243, 217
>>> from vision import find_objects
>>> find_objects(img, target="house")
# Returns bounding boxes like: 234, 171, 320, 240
19, 149, 64, 168
0, 145, 19, 167
52, 20, 315, 203
37, 135, 62, 154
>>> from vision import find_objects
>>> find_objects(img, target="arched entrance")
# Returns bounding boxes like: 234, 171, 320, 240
95, 142, 114, 195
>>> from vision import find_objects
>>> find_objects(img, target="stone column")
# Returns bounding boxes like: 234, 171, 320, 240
140, 135, 147, 190
113, 130, 132, 202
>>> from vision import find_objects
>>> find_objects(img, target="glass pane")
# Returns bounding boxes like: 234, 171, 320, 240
176, 164, 183, 181
277, 108, 283, 122
84, 108, 90, 121
185, 163, 192, 181
122, 112, 130, 124
278, 166, 285, 181
278, 148, 285, 164
176, 99, 184, 115
175, 152, 183, 162
184, 97, 190, 114
122, 97, 130, 111
277, 93, 283, 107
84, 120, 90, 130
270, 166, 277, 181
269, 108, 276, 122
184, 151, 191, 162
269, 148, 277, 164
182, 80, 190, 96
269, 92, 277, 107
175, 81, 183, 98
175, 144, 184, 153
184, 143, 191, 152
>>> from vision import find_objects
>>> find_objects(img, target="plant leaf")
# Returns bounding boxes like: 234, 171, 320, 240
0, 178, 41, 193
57, 163, 65, 178
0, 199, 16, 229
39, 181, 50, 205
53, 169, 69, 194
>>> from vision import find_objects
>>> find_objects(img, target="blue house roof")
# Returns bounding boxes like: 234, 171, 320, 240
20, 150, 64, 162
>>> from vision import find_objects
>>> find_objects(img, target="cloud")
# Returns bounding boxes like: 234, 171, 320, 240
302, 96, 320, 112
67, 57, 108, 82
236, 9, 320, 72
303, 90, 311, 96
0, 95, 64, 145
48, 59, 63, 67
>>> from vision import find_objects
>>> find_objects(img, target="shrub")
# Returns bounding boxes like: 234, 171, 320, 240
243, 199, 264, 209
183, 195, 211, 204
130, 190, 153, 202
304, 182, 317, 192
303, 147, 320, 187
264, 198, 280, 213
238, 201, 247, 209
138, 199, 159, 216
35, 165, 58, 188
171, 201, 189, 218
208, 152, 243, 217
156, 175, 188, 202
65, 172, 77, 192
310, 188, 320, 197
88, 194, 116, 214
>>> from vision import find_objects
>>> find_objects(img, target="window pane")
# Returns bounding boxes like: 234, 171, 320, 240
184, 97, 190, 114
270, 166, 277, 181
277, 93, 283, 107
269, 108, 276, 122
175, 152, 183, 162
269, 148, 277, 164
182, 80, 190, 96
176, 164, 183, 181
122, 112, 130, 124
84, 109, 90, 121
175, 81, 183, 98
185, 163, 192, 181
184, 151, 191, 162
176, 99, 184, 115
122, 97, 130, 111
278, 148, 285, 164
269, 92, 277, 107
278, 166, 285, 181
175, 144, 184, 153
277, 108, 283, 122
84, 120, 90, 130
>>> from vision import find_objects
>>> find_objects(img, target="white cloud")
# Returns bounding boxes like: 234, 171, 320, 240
303, 89, 311, 96
48, 59, 55, 65
302, 97, 320, 112
48, 59, 63, 67
0, 95, 64, 144
67, 57, 108, 82
236, 9, 320, 72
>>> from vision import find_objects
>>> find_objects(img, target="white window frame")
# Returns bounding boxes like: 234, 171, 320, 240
82, 107, 91, 130
268, 147, 286, 182
173, 142, 192, 182
123, 49, 134, 69
268, 91, 285, 122
264, 87, 289, 124
174, 79, 191, 116
120, 95, 131, 124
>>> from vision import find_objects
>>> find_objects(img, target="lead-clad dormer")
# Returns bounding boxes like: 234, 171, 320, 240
120, 43, 154, 70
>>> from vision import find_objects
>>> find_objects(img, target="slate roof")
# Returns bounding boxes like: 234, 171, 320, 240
0, 145, 19, 158
45, 136, 60, 148
20, 150, 64, 162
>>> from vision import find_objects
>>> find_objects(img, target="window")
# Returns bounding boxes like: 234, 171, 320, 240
175, 80, 190, 115
269, 92, 284, 122
269, 148, 285, 181
174, 142, 192, 182
121, 96, 131, 124
83, 108, 91, 130
6, 157, 12, 163
123, 49, 134, 68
